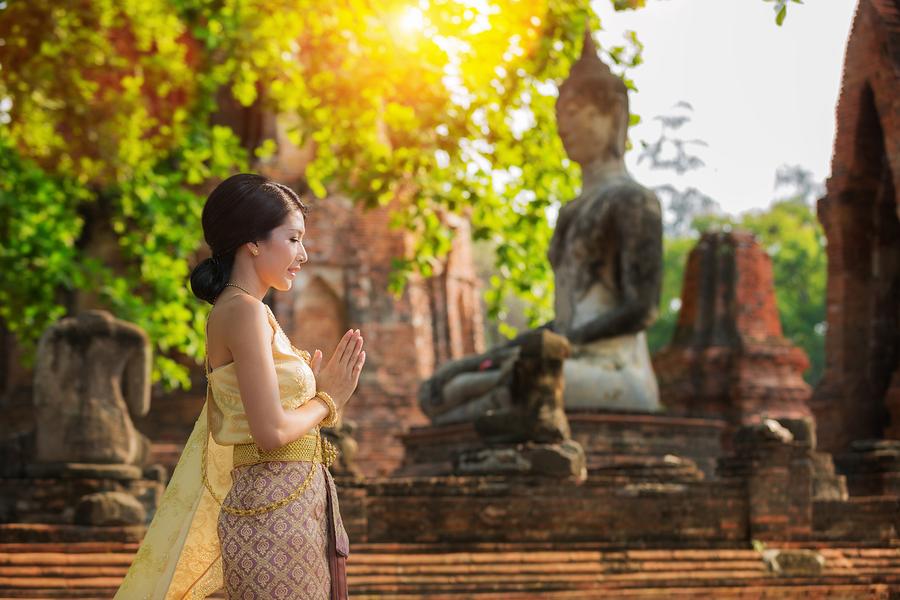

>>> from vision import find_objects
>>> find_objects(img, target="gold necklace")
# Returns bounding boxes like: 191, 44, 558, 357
222, 282, 254, 297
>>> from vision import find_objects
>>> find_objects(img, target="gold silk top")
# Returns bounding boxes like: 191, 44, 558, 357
114, 303, 318, 600
207, 304, 317, 446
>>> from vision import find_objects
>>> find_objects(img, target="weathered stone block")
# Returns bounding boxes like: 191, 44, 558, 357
74, 491, 146, 526
762, 548, 825, 576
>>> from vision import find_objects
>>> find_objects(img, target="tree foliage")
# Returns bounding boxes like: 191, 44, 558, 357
0, 0, 648, 389
0, 0, 801, 390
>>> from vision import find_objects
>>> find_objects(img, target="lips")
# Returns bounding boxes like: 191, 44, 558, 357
288, 266, 301, 275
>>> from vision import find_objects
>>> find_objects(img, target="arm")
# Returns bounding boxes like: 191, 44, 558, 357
548, 201, 576, 268
566, 195, 663, 344
226, 298, 330, 451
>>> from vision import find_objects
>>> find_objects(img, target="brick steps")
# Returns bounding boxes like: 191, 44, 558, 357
354, 585, 894, 599
0, 543, 897, 599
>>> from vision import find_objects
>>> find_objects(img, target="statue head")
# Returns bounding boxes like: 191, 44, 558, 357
556, 31, 630, 167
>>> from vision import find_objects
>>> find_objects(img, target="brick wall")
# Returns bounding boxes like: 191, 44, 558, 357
811, 0, 900, 453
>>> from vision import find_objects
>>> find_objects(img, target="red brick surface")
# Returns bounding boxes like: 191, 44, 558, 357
812, 0, 900, 453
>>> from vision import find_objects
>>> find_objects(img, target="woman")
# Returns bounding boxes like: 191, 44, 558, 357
115, 173, 364, 599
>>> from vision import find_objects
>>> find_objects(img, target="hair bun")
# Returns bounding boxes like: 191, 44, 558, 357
189, 255, 230, 305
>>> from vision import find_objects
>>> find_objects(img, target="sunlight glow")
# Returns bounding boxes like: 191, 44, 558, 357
398, 7, 426, 33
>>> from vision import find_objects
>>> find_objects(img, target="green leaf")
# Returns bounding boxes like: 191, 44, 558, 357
776, 5, 787, 26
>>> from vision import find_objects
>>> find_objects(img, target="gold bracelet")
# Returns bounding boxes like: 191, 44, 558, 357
314, 390, 338, 428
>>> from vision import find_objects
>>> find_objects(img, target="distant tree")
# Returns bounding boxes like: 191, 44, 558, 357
637, 102, 722, 237
637, 101, 708, 175
774, 163, 826, 205
635, 103, 720, 352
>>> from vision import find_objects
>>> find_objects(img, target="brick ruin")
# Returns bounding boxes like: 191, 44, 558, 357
810, 0, 900, 498
812, 0, 900, 453
653, 230, 813, 438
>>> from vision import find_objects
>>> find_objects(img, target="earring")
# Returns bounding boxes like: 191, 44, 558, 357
251, 249, 259, 256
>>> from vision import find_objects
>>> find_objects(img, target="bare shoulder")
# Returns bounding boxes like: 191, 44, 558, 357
212, 295, 273, 351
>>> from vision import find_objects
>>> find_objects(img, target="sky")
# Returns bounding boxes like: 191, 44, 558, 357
593, 0, 858, 215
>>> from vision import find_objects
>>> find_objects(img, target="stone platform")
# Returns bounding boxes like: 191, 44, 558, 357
351, 474, 746, 546
397, 411, 726, 479
2, 415, 892, 598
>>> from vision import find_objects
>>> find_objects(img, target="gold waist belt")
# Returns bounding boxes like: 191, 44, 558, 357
233, 433, 327, 468
209, 431, 338, 517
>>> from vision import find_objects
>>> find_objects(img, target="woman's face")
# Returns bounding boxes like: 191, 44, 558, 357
256, 210, 308, 292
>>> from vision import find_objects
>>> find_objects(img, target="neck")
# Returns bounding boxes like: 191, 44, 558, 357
580, 156, 626, 189
224, 257, 268, 302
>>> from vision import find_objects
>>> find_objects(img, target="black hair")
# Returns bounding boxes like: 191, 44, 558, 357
189, 173, 309, 304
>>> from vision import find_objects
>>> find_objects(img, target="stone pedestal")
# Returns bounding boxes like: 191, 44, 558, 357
354, 474, 748, 546
0, 462, 165, 527
398, 412, 724, 484
454, 440, 586, 481
568, 411, 725, 479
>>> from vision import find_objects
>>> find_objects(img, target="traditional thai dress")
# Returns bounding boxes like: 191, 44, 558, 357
114, 303, 349, 599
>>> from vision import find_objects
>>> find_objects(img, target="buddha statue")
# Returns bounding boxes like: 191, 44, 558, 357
419, 32, 663, 425
33, 310, 153, 466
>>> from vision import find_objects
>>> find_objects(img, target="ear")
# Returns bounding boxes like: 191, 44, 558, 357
247, 241, 259, 256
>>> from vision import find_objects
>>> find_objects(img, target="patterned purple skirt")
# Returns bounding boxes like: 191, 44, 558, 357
217, 460, 347, 600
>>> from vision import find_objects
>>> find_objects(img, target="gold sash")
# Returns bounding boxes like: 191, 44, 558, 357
113, 388, 234, 599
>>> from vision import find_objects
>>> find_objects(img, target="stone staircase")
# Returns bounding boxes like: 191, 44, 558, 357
0, 541, 898, 599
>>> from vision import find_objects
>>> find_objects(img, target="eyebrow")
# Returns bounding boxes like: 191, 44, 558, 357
289, 228, 305, 234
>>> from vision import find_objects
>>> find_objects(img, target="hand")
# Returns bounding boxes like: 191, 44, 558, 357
565, 325, 585, 345
309, 329, 366, 410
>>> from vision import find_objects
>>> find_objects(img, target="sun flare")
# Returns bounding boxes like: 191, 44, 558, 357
397, 6, 426, 33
